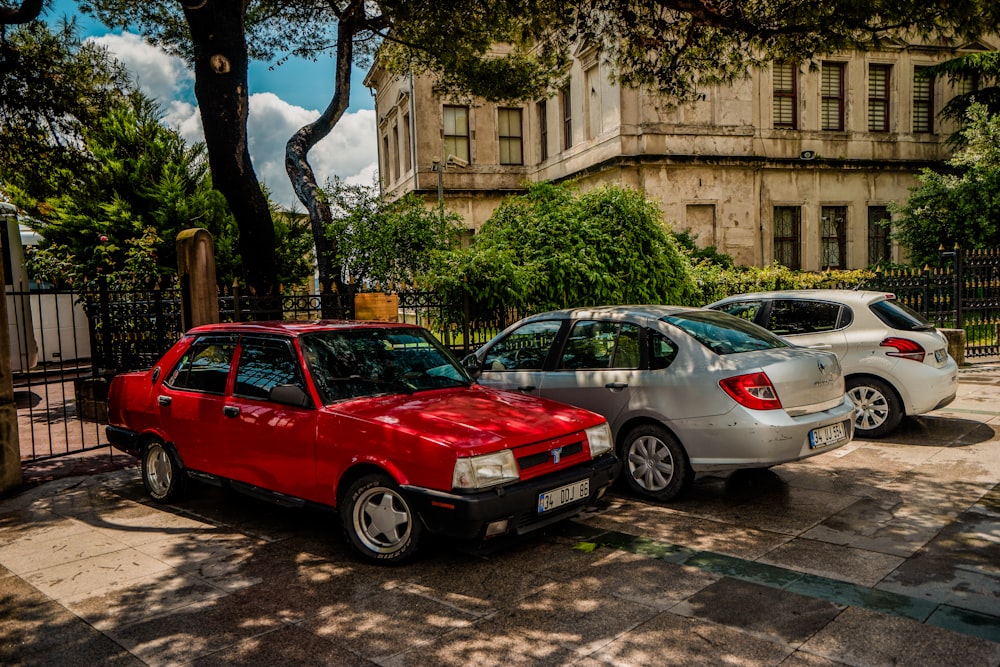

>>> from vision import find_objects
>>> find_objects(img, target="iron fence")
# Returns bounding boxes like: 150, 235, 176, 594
17, 248, 1000, 467
864, 247, 1000, 358
11, 286, 108, 464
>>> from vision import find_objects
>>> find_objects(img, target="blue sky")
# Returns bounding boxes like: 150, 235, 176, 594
47, 0, 378, 209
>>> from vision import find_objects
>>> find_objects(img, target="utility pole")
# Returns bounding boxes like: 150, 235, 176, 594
432, 154, 469, 220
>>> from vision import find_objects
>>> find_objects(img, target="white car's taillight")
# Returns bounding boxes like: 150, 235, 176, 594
881, 337, 925, 362
719, 371, 783, 410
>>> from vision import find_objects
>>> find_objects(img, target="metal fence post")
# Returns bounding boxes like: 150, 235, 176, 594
97, 276, 111, 374
462, 291, 472, 358
154, 282, 164, 356
233, 282, 242, 322
921, 264, 930, 320
179, 272, 192, 332
954, 244, 964, 329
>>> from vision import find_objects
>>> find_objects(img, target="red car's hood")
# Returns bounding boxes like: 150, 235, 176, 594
327, 384, 603, 454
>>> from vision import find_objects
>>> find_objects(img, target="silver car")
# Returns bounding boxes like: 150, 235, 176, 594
706, 290, 959, 438
467, 306, 855, 501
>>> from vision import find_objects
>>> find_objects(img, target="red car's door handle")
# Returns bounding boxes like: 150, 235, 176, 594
223, 406, 240, 418
157, 395, 171, 407
605, 382, 628, 390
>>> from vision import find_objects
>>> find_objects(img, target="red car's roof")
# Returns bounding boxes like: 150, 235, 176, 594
186, 320, 421, 336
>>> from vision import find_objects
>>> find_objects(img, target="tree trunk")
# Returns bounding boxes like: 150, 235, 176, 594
181, 0, 278, 298
0, 0, 44, 25
285, 1, 363, 316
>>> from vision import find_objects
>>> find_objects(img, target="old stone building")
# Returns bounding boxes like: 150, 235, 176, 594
364, 39, 995, 270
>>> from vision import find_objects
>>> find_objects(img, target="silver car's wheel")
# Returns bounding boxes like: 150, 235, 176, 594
846, 376, 902, 439
141, 440, 187, 502
342, 474, 423, 563
620, 425, 692, 501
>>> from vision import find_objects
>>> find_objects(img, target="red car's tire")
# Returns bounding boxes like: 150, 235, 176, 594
341, 474, 423, 563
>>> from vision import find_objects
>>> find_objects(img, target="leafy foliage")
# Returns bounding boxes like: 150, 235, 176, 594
425, 183, 700, 313
890, 104, 1000, 266
0, 19, 131, 204
272, 210, 316, 290
673, 229, 735, 269
72, 0, 1000, 295
692, 263, 874, 305
322, 179, 462, 287
24, 92, 244, 289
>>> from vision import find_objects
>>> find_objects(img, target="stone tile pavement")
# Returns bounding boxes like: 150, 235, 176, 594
2, 363, 1000, 666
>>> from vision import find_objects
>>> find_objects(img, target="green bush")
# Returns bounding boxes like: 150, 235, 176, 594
691, 263, 875, 305
424, 183, 700, 314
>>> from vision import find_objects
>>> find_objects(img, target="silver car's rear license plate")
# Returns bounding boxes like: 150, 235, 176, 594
538, 479, 589, 513
810, 421, 848, 449
934, 349, 947, 363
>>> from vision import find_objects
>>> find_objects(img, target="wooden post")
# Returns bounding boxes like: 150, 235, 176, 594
176, 229, 219, 330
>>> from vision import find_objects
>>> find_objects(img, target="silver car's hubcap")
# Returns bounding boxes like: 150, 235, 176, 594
354, 487, 411, 554
145, 446, 172, 496
848, 385, 890, 431
627, 435, 674, 492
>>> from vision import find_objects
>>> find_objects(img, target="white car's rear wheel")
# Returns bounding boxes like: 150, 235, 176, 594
846, 376, 903, 438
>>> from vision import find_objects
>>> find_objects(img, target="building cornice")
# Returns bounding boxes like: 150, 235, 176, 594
548, 152, 948, 180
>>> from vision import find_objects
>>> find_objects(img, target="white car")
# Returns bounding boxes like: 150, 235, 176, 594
707, 290, 959, 438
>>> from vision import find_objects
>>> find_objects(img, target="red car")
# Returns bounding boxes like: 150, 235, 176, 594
106, 321, 619, 562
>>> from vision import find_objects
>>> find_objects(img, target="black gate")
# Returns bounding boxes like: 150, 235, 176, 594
12, 287, 109, 464
868, 247, 1000, 358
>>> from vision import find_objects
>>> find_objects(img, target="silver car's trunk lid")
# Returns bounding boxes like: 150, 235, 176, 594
739, 348, 845, 415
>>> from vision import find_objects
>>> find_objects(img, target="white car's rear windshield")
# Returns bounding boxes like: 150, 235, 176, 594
661, 311, 789, 355
869, 299, 935, 332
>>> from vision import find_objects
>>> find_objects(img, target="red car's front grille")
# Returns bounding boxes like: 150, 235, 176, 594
514, 433, 588, 481
518, 442, 584, 470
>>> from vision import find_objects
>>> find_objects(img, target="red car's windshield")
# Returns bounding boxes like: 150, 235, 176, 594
300, 328, 471, 403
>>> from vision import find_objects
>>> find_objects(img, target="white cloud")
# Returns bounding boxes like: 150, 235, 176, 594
86, 32, 378, 210
248, 94, 378, 210
163, 100, 203, 144
89, 32, 193, 104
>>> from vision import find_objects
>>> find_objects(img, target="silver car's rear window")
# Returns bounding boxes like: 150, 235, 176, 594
661, 311, 789, 355
869, 299, 935, 332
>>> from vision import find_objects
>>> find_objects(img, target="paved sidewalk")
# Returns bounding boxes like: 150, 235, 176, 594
1, 364, 999, 666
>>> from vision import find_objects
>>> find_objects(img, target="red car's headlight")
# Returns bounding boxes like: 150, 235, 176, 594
452, 450, 519, 490
585, 423, 613, 457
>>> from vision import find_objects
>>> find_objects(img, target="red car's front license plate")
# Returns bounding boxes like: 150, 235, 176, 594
538, 479, 590, 513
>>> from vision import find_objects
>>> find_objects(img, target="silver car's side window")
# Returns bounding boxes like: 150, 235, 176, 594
649, 331, 679, 370
559, 321, 640, 370
483, 320, 561, 371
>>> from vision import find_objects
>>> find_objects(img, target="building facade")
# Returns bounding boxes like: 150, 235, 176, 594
364, 39, 995, 270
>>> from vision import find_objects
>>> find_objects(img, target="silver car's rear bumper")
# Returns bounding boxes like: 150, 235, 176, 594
672, 394, 856, 472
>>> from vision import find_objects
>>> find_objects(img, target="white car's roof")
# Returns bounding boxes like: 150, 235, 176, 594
710, 289, 893, 306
